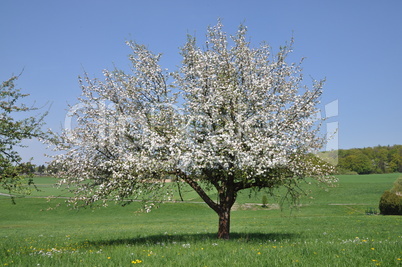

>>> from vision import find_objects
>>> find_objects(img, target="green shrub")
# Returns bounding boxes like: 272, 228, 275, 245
261, 195, 268, 208
379, 190, 402, 215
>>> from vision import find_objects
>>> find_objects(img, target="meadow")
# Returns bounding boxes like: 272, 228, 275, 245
1, 173, 401, 266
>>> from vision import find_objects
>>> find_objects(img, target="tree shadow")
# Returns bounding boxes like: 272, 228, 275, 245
86, 232, 299, 247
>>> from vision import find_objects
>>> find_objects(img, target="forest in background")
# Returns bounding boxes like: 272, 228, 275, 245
335, 145, 402, 175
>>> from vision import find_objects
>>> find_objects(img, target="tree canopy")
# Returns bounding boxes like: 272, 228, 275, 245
51, 21, 335, 239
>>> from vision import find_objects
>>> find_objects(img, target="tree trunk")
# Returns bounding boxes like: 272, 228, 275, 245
217, 206, 231, 239
177, 170, 236, 240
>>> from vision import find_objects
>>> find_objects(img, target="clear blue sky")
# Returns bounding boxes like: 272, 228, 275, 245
1, 0, 401, 165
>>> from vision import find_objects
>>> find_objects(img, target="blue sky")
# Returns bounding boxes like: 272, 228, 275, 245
1, 0, 401, 165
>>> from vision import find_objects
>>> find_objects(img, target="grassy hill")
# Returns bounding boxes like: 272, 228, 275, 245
1, 173, 401, 266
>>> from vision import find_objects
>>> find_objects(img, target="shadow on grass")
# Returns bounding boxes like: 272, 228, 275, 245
86, 232, 299, 247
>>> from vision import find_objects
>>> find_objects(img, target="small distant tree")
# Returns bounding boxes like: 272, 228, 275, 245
51, 21, 335, 239
262, 195, 268, 208
37, 164, 46, 174
0, 75, 46, 200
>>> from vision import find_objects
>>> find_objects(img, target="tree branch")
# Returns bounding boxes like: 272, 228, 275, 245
174, 169, 220, 214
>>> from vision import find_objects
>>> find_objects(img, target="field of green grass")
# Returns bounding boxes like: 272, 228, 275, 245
1, 173, 402, 266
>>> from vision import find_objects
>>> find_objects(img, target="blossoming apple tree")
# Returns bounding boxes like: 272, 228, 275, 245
51, 21, 335, 239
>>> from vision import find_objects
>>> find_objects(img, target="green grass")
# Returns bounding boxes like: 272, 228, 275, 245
1, 174, 402, 266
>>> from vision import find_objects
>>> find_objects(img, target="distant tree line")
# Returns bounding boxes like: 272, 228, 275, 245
337, 145, 402, 174
13, 161, 67, 176
22, 145, 402, 176
16, 162, 48, 176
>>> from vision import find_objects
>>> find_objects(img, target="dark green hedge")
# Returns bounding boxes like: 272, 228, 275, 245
379, 190, 402, 215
